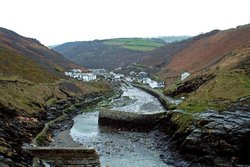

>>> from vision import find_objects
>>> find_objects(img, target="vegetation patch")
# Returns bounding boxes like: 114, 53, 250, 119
172, 112, 195, 131
179, 71, 250, 112
103, 38, 165, 51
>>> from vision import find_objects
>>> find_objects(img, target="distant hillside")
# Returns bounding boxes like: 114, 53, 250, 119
47, 44, 59, 49
158, 36, 191, 43
103, 38, 165, 51
53, 40, 146, 69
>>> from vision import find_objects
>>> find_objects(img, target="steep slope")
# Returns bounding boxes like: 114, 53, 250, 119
162, 24, 250, 112
161, 24, 250, 77
0, 27, 111, 113
53, 40, 143, 69
159, 25, 250, 166
0, 28, 112, 167
168, 45, 250, 112
0, 27, 87, 75
139, 30, 219, 68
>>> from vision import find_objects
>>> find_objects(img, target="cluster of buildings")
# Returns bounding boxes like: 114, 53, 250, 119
109, 71, 165, 89
64, 69, 97, 81
64, 68, 190, 89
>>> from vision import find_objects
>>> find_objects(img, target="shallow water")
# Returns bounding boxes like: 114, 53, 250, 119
70, 86, 188, 167
111, 85, 166, 113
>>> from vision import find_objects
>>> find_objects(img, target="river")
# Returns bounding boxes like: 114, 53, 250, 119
68, 85, 188, 167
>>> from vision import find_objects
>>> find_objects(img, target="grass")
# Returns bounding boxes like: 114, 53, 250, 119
103, 38, 165, 51
0, 79, 112, 114
172, 112, 195, 131
179, 71, 250, 112
0, 48, 57, 83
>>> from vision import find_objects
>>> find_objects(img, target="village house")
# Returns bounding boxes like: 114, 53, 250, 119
181, 72, 191, 81
113, 74, 125, 81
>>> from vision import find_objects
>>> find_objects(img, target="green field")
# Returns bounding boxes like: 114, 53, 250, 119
103, 38, 165, 51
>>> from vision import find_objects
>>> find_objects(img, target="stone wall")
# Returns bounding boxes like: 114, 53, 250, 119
24, 147, 100, 167
98, 108, 167, 131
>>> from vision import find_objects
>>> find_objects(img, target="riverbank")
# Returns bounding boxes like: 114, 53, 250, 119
130, 83, 250, 166
156, 97, 250, 167
30, 83, 250, 167
0, 85, 114, 167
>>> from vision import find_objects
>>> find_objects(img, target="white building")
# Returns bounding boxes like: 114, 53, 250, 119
181, 72, 191, 81
82, 73, 97, 81
149, 80, 159, 88
113, 74, 125, 81
65, 70, 96, 81
142, 78, 152, 84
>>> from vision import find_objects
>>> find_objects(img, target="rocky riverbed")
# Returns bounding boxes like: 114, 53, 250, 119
54, 86, 189, 167
40, 85, 250, 167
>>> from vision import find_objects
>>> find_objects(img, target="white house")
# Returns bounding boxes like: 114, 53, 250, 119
181, 72, 191, 81
81, 73, 97, 81
149, 80, 159, 88
142, 78, 152, 84
65, 71, 73, 77
113, 74, 125, 81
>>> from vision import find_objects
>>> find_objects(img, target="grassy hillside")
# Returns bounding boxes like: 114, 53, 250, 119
0, 27, 86, 73
103, 38, 165, 51
164, 40, 250, 113
178, 46, 250, 112
0, 47, 56, 83
53, 40, 144, 70
53, 38, 167, 70
0, 27, 111, 113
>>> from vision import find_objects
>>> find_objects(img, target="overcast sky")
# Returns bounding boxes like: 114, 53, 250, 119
0, 0, 249, 45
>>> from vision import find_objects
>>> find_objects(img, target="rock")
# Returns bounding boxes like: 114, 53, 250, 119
160, 109, 250, 166
166, 74, 215, 97
3, 158, 13, 165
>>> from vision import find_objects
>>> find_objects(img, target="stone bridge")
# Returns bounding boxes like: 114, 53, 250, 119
24, 147, 100, 167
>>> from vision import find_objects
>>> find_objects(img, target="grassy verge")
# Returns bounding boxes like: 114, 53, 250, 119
179, 71, 250, 112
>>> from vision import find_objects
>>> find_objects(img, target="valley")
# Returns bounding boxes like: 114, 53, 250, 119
0, 22, 249, 167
